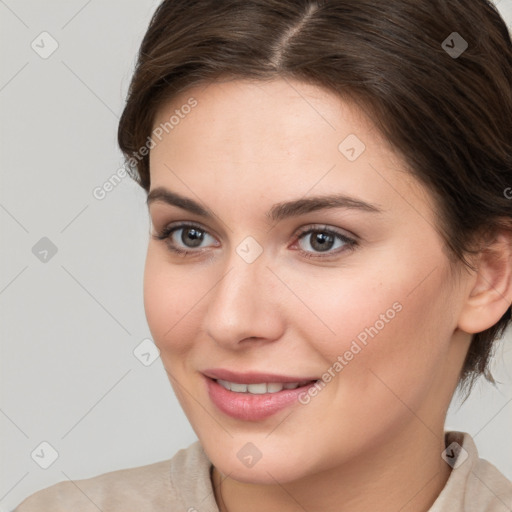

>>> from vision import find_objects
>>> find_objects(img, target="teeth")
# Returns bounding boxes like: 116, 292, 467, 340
216, 379, 313, 394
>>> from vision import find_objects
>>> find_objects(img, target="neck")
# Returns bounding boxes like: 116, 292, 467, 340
211, 423, 452, 512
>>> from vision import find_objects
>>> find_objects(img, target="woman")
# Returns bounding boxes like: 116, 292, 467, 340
14, 0, 512, 510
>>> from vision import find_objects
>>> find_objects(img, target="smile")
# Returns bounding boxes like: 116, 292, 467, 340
216, 379, 316, 394
205, 376, 320, 421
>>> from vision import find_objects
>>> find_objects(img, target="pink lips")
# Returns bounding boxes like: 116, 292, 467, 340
202, 368, 319, 421
202, 368, 319, 384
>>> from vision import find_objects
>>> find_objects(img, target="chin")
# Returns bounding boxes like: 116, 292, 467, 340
217, 460, 305, 485
203, 438, 316, 485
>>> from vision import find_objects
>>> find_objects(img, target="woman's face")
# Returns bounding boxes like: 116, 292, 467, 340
145, 78, 472, 484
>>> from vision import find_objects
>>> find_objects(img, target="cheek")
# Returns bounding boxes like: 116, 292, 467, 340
310, 263, 456, 420
294, 248, 455, 370
143, 248, 201, 356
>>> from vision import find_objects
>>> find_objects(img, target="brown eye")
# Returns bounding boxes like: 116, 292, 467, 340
295, 226, 357, 259
178, 227, 206, 248
152, 222, 218, 255
302, 231, 336, 252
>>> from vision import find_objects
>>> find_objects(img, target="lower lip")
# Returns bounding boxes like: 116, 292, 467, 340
205, 376, 318, 421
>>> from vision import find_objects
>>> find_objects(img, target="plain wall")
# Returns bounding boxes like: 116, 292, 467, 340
1, 1, 511, 510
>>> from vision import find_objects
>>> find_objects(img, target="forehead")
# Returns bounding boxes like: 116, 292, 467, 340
151, 78, 374, 158
148, 78, 433, 225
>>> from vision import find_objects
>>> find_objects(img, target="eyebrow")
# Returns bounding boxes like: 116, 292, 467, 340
146, 187, 383, 222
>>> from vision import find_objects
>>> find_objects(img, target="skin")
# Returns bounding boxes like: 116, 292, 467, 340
144, 78, 512, 512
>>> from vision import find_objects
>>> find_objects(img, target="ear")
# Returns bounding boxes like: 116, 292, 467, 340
458, 230, 512, 334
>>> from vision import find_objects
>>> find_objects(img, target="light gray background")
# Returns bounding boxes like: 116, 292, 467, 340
1, 1, 511, 510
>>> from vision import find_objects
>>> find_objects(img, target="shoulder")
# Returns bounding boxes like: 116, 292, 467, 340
13, 440, 216, 512
468, 454, 512, 510
430, 431, 512, 512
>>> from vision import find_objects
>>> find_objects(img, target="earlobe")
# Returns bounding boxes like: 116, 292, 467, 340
458, 231, 512, 334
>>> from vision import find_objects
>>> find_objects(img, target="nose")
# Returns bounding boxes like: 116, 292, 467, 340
203, 248, 285, 349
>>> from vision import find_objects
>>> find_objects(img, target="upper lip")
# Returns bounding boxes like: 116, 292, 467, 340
202, 368, 319, 384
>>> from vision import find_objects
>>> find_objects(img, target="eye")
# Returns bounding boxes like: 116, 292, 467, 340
152, 222, 358, 260
293, 225, 357, 259
151, 222, 218, 256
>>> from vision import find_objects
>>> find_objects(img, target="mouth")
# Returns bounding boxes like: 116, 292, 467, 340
214, 378, 318, 394
203, 374, 320, 421
202, 368, 320, 385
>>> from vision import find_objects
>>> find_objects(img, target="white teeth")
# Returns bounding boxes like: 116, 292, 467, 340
216, 379, 312, 394
246, 383, 267, 394
229, 382, 249, 393
267, 382, 285, 393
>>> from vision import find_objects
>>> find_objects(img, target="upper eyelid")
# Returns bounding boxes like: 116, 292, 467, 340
295, 224, 357, 240
158, 221, 352, 235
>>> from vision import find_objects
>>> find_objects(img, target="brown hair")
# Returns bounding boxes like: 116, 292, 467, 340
118, 0, 512, 399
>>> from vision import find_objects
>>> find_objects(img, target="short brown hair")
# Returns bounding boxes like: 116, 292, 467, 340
118, 0, 512, 399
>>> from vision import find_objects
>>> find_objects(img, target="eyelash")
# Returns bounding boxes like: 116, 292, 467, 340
151, 222, 358, 260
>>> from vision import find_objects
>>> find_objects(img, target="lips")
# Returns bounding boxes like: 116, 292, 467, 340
202, 368, 319, 384
202, 368, 320, 421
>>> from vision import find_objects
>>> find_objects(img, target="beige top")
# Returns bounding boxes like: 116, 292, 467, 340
13, 431, 512, 511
